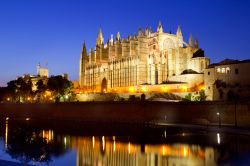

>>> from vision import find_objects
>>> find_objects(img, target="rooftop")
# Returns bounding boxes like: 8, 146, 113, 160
209, 59, 250, 68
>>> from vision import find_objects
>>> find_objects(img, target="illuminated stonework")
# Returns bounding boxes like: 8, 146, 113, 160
79, 22, 210, 93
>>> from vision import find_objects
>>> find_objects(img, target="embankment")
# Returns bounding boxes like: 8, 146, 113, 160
0, 101, 250, 127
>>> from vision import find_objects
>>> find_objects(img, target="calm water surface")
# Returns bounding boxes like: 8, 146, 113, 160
0, 119, 250, 166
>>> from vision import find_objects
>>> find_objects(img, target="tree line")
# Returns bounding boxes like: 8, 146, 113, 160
0, 75, 73, 103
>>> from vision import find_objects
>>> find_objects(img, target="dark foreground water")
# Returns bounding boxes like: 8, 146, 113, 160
0, 119, 250, 166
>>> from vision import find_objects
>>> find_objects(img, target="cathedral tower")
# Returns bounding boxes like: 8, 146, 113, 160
96, 29, 104, 46
79, 41, 88, 87
176, 25, 183, 47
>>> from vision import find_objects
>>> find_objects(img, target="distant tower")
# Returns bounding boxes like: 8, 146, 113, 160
79, 41, 88, 88
145, 26, 149, 36
157, 21, 163, 33
37, 63, 41, 75
189, 34, 194, 47
37, 63, 49, 77
176, 25, 183, 47
194, 38, 199, 48
96, 29, 104, 46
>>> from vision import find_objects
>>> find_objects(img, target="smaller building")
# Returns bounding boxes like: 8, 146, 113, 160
17, 63, 49, 91
37, 63, 49, 77
204, 59, 250, 100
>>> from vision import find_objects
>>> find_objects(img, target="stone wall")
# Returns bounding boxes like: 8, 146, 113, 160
1, 102, 250, 128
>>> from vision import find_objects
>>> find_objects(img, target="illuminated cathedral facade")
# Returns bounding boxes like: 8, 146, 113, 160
79, 22, 210, 93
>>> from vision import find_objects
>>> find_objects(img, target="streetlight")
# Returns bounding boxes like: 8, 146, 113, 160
217, 112, 221, 128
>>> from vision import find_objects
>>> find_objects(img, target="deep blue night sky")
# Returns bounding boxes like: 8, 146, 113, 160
0, 0, 250, 86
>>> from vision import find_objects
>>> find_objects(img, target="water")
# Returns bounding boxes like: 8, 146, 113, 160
0, 119, 250, 166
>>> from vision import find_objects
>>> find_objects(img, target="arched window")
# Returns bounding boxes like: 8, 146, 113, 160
221, 68, 225, 73
217, 68, 221, 73
226, 67, 230, 74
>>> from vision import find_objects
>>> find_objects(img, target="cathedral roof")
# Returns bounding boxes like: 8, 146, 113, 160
209, 59, 250, 68
192, 49, 205, 58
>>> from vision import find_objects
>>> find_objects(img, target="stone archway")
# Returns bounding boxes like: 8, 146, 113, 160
101, 78, 107, 93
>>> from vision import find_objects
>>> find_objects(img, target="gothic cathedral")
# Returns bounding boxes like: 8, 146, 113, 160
79, 22, 210, 93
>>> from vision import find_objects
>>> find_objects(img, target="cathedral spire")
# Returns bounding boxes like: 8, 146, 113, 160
189, 34, 193, 47
145, 26, 149, 36
116, 32, 121, 42
110, 34, 114, 45
157, 21, 163, 33
81, 41, 88, 60
194, 37, 199, 48
176, 25, 182, 37
96, 28, 104, 46
138, 27, 143, 36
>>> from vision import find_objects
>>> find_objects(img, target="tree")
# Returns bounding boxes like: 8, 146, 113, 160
36, 80, 47, 102
47, 76, 73, 101
193, 90, 206, 101
0, 87, 11, 102
184, 93, 192, 101
6, 125, 68, 165
7, 80, 18, 102
6, 78, 33, 102
15, 77, 33, 102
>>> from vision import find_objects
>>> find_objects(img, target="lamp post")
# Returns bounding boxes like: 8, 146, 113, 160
217, 112, 221, 128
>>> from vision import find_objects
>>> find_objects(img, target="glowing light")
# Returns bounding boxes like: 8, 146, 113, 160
128, 142, 131, 154
217, 133, 220, 144
51, 130, 54, 141
217, 112, 220, 116
128, 86, 135, 93
6, 117, 9, 120
161, 86, 168, 92
113, 136, 116, 152
64, 137, 67, 145
181, 86, 188, 92
141, 86, 147, 92
5, 119, 8, 149
199, 85, 205, 90
42, 130, 54, 142
25, 118, 30, 121
27, 97, 31, 101
7, 98, 10, 101
162, 146, 165, 155
183, 147, 188, 157
102, 136, 105, 151
49, 97, 53, 100
65, 95, 69, 99
92, 136, 95, 148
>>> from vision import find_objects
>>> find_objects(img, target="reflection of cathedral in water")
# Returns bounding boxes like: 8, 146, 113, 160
71, 136, 216, 166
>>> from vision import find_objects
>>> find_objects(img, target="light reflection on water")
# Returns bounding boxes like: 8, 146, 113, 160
71, 136, 216, 166
1, 120, 250, 166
